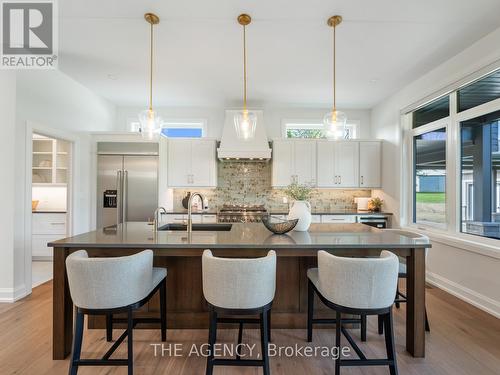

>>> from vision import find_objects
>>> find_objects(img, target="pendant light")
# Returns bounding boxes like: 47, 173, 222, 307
323, 15, 347, 140
234, 14, 257, 140
138, 13, 161, 140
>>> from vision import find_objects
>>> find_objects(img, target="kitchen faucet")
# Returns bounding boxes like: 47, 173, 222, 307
187, 192, 204, 233
153, 207, 167, 231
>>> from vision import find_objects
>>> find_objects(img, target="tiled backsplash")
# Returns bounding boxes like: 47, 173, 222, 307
172, 161, 371, 211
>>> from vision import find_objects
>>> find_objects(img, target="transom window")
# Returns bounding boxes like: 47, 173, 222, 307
128, 119, 206, 138
283, 120, 358, 139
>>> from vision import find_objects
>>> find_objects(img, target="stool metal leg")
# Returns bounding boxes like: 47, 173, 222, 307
69, 309, 84, 375
335, 310, 341, 375
206, 309, 217, 375
360, 314, 367, 342
236, 322, 243, 361
127, 308, 134, 375
106, 313, 113, 342
425, 308, 430, 332
160, 279, 167, 342
260, 311, 270, 375
383, 311, 398, 375
267, 309, 272, 343
378, 314, 384, 334
307, 280, 314, 342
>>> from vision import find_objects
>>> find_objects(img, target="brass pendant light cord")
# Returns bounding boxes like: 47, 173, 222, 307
243, 24, 247, 112
333, 23, 336, 112
149, 22, 154, 111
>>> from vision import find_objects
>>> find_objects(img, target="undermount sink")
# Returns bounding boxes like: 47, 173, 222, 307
158, 223, 233, 232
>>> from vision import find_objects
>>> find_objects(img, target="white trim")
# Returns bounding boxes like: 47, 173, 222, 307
426, 271, 500, 318
0, 284, 28, 303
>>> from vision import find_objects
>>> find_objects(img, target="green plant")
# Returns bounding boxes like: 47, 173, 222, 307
368, 197, 383, 211
285, 182, 313, 201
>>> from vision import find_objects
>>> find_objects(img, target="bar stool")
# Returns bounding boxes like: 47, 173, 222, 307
202, 249, 276, 375
65, 250, 167, 375
307, 250, 399, 375
379, 229, 430, 334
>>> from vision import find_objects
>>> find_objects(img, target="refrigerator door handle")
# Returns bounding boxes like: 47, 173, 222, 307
116, 170, 122, 225
123, 170, 128, 223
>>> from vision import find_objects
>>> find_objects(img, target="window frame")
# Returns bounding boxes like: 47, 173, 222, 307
281, 118, 359, 139
402, 79, 500, 248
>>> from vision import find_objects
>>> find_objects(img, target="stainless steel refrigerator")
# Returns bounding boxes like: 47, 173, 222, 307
97, 142, 159, 228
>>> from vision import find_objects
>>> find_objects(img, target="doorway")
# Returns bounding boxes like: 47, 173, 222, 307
30, 132, 72, 288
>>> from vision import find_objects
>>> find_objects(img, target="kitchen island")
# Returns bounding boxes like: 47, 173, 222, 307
50, 222, 430, 360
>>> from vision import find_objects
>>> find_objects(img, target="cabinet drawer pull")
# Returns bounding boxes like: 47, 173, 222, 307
50, 222, 66, 225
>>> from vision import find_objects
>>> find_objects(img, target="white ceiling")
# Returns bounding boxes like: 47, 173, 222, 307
59, 0, 500, 109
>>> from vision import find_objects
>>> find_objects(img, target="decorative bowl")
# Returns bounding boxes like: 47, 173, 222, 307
261, 215, 298, 235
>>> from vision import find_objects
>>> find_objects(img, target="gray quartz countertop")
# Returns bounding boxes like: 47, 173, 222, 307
269, 211, 393, 216
163, 209, 218, 215
49, 222, 429, 250
164, 210, 392, 216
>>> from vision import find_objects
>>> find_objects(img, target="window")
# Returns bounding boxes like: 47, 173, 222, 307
460, 110, 500, 239
405, 67, 500, 244
128, 119, 206, 138
161, 120, 206, 138
413, 128, 447, 226
458, 70, 500, 112
284, 120, 358, 139
412, 96, 450, 129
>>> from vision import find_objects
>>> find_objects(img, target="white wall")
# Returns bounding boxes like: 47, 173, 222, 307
115, 106, 371, 139
371, 26, 500, 317
0, 71, 17, 301
2, 70, 117, 301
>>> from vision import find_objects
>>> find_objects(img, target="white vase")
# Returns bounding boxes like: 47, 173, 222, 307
288, 200, 312, 231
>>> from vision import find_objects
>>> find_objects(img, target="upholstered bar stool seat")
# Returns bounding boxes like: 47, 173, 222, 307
307, 250, 400, 375
202, 249, 277, 375
66, 250, 167, 375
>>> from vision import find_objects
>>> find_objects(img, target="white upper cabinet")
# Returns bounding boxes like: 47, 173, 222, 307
166, 139, 217, 188
272, 140, 316, 187
335, 141, 359, 187
294, 141, 317, 185
317, 141, 359, 188
359, 141, 381, 188
316, 140, 382, 188
316, 141, 336, 187
271, 140, 293, 187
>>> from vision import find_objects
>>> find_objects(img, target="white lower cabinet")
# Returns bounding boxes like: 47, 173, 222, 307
32, 212, 67, 258
311, 214, 321, 223
321, 215, 357, 224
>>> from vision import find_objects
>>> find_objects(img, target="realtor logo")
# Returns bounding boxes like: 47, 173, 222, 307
1, 0, 58, 69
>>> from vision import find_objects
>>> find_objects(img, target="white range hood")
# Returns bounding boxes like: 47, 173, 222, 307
217, 110, 272, 160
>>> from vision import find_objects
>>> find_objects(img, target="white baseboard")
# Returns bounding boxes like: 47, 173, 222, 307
0, 284, 29, 303
426, 271, 500, 318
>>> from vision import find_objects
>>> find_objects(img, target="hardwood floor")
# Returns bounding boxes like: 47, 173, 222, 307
0, 281, 499, 375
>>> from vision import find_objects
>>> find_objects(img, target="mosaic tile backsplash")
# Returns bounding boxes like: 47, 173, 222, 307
172, 161, 372, 211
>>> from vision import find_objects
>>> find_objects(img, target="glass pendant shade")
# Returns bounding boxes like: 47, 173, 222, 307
234, 110, 257, 140
323, 110, 347, 140
138, 109, 161, 140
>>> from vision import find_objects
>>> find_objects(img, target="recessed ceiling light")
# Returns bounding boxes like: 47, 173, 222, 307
107, 74, 118, 80
369, 79, 378, 84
